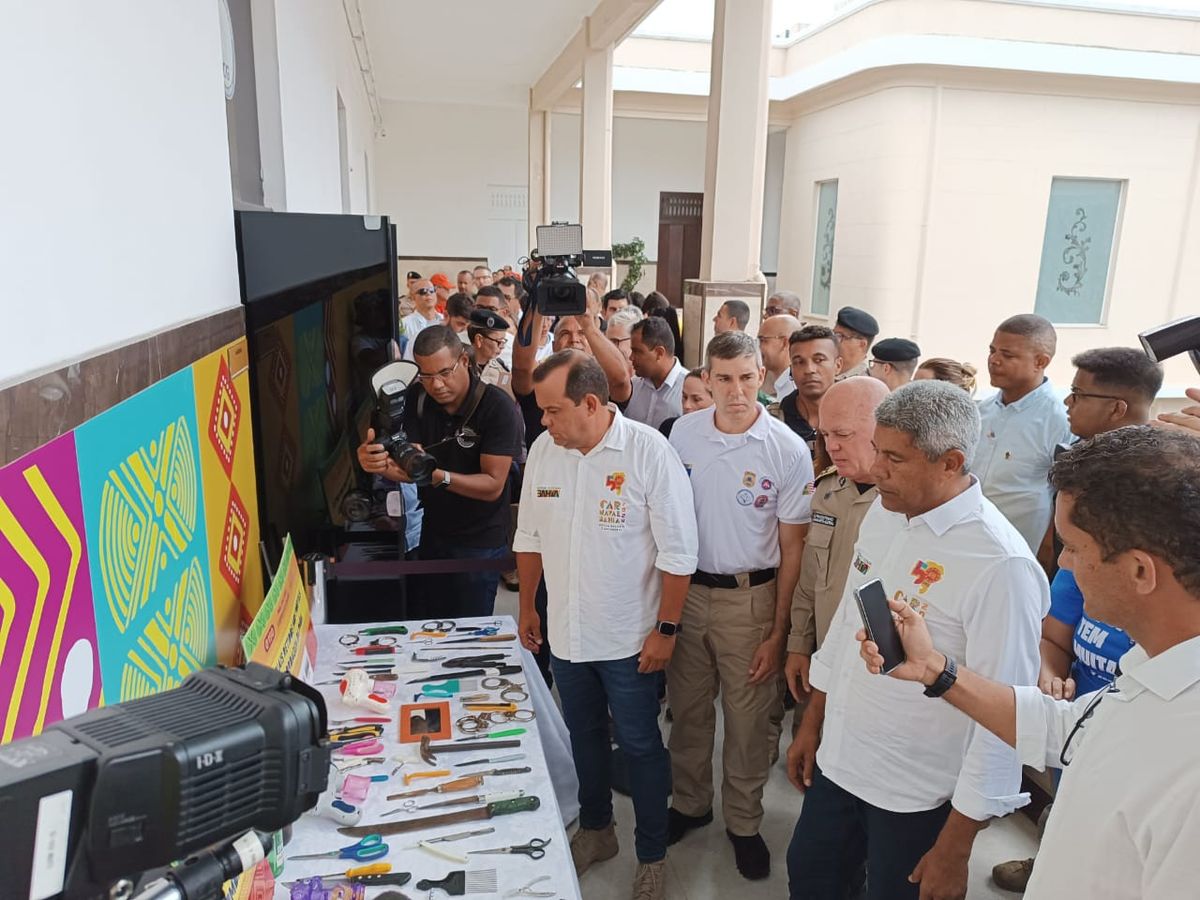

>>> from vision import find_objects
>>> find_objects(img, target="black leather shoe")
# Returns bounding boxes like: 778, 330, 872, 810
726, 831, 770, 880
667, 807, 713, 844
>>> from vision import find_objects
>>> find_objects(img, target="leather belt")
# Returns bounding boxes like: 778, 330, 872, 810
691, 568, 776, 590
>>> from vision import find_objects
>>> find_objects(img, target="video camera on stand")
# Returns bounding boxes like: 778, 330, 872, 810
517, 223, 612, 345
1, 664, 330, 900
1140, 314, 1200, 374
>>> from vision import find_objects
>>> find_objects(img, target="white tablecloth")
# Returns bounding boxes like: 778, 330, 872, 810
278, 616, 581, 899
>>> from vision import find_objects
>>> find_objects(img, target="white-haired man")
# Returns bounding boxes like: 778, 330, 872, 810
785, 379, 1048, 900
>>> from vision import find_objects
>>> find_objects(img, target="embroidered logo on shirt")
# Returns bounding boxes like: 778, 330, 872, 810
736, 489, 754, 506
598, 499, 627, 531
894, 589, 929, 619
852, 551, 871, 574
605, 471, 626, 495
911, 560, 945, 594
536, 487, 560, 498
760, 477, 773, 490
742, 470, 757, 488
813, 512, 837, 527
753, 495, 769, 509
803, 481, 816, 496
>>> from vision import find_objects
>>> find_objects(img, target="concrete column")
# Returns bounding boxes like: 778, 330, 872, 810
527, 106, 551, 250
578, 39, 613, 251
699, 0, 772, 281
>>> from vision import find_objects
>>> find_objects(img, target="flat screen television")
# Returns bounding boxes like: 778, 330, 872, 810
235, 211, 398, 561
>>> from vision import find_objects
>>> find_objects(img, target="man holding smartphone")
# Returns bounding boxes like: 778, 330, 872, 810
785, 379, 1048, 900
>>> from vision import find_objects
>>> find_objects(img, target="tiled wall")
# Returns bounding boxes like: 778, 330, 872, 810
0, 308, 245, 466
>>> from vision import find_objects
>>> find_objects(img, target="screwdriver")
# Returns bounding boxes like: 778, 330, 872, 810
310, 862, 392, 881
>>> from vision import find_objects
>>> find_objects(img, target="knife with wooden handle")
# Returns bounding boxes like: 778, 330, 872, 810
337, 796, 541, 837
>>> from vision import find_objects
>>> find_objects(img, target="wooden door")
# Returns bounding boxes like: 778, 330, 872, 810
657, 192, 703, 305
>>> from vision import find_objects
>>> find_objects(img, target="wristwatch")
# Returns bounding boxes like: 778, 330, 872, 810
436, 470, 451, 489
656, 620, 681, 637
923, 654, 958, 698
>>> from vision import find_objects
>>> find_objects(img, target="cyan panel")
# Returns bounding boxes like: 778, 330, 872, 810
811, 180, 838, 317
1034, 178, 1123, 324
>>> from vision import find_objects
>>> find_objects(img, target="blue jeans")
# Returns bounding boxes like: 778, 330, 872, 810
551, 653, 669, 863
787, 768, 950, 900
412, 538, 505, 619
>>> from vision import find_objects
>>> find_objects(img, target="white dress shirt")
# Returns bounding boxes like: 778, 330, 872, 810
975, 379, 1072, 552
669, 405, 813, 574
1016, 636, 1200, 899
810, 478, 1048, 820
773, 370, 794, 400
400, 311, 444, 360
625, 360, 688, 429
513, 408, 699, 662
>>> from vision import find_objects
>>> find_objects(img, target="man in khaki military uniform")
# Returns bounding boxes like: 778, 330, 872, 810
831, 306, 878, 382
785, 376, 890, 700
468, 308, 515, 400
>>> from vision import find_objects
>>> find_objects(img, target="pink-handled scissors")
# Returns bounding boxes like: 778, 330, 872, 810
336, 737, 385, 756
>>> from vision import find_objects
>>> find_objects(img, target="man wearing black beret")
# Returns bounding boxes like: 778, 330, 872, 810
468, 307, 515, 400
832, 307, 879, 380
869, 337, 921, 392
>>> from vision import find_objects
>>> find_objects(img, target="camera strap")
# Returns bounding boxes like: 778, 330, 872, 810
417, 377, 489, 448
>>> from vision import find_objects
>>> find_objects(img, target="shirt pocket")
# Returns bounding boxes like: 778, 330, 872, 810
808, 524, 835, 588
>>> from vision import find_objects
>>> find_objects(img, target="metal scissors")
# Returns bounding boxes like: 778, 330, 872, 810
480, 675, 528, 703
469, 837, 550, 860
291, 833, 389, 861
382, 798, 422, 816
504, 874, 555, 897
423, 619, 457, 632
340, 633, 399, 648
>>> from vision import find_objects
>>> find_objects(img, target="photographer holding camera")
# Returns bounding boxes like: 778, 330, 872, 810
357, 325, 523, 619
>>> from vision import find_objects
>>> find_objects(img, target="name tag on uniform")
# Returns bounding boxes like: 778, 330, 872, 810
813, 512, 837, 528
536, 487, 560, 498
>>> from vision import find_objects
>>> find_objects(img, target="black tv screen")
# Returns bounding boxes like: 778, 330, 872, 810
235, 211, 397, 558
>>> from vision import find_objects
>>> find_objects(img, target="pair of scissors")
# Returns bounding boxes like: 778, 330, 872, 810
469, 837, 550, 860
423, 619, 456, 632
480, 675, 528, 703
292, 834, 389, 861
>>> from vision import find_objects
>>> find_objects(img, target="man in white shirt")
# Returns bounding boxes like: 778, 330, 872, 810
668, 331, 812, 881
855, 426, 1200, 900
514, 350, 698, 900
976, 314, 1073, 560
712, 300, 750, 335
786, 379, 1047, 900
400, 278, 444, 360
626, 317, 688, 429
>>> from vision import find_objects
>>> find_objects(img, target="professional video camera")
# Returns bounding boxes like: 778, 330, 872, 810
367, 361, 438, 485
520, 222, 613, 321
1140, 314, 1200, 374
1, 663, 330, 900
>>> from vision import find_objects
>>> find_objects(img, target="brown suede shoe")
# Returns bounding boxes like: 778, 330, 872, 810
992, 857, 1035, 893
632, 860, 667, 900
571, 821, 619, 875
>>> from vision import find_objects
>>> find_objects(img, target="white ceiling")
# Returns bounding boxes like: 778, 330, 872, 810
362, 0, 598, 107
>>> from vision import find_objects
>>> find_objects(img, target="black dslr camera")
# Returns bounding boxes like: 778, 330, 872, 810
1140, 315, 1200, 374
369, 361, 438, 485
522, 222, 613, 317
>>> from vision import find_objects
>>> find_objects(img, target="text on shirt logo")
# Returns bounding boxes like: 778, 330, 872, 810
597, 499, 627, 531
813, 512, 837, 528
894, 589, 929, 619
605, 471, 625, 495
536, 487, 560, 498
911, 560, 945, 594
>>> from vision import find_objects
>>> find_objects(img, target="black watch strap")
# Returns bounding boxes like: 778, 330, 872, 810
656, 620, 680, 637
923, 655, 958, 698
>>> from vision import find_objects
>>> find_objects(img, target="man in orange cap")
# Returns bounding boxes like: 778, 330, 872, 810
431, 272, 454, 315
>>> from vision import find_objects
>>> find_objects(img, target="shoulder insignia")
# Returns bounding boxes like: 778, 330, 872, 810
814, 465, 839, 482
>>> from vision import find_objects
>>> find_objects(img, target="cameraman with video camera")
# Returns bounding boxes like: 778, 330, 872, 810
357, 325, 523, 619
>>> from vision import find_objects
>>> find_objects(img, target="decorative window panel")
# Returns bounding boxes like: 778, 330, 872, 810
1034, 178, 1123, 325
810, 180, 838, 317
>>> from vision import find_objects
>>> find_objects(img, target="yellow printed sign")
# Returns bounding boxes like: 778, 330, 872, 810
241, 536, 315, 680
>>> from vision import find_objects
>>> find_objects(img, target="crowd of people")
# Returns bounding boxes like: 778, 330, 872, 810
357, 269, 1200, 900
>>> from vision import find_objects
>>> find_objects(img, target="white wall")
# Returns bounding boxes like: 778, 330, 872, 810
271, 0, 376, 214
0, 0, 241, 387
551, 113, 708, 260
774, 78, 1200, 390
374, 99, 530, 261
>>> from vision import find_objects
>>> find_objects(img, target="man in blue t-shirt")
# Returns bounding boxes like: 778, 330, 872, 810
992, 347, 1162, 894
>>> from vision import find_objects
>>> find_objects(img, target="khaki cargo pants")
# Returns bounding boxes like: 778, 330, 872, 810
667, 575, 782, 836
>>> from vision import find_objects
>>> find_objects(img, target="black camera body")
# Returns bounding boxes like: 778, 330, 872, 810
522, 223, 612, 317
370, 362, 438, 486
1140, 315, 1200, 375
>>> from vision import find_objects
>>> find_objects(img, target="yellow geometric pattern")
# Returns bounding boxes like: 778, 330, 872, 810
97, 416, 199, 634
120, 557, 210, 699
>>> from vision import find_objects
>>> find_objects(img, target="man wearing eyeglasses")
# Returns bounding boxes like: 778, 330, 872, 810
831, 307, 879, 381
991, 346, 1162, 892
755, 314, 803, 401
400, 278, 445, 361
856, 427, 1200, 900
356, 325, 522, 619
764, 290, 802, 319
468, 308, 515, 400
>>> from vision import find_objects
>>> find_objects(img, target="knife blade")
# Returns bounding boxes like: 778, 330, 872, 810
338, 796, 542, 838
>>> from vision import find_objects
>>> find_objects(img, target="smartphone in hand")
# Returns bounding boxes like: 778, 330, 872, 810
854, 578, 906, 674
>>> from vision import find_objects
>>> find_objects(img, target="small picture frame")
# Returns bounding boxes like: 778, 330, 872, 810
399, 700, 451, 743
